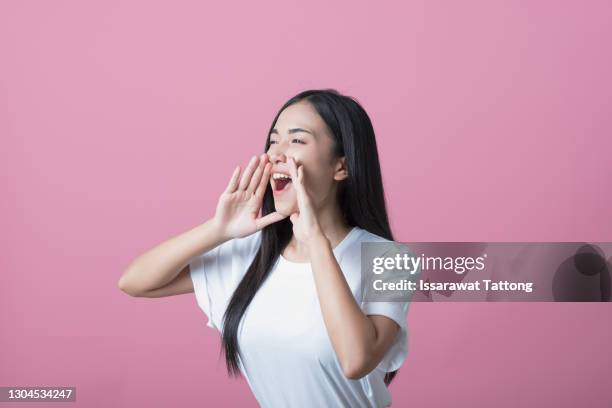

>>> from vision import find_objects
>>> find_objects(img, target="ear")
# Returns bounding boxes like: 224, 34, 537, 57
333, 156, 348, 181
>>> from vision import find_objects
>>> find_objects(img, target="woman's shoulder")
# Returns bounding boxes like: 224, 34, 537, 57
338, 226, 395, 261
355, 227, 394, 242
350, 226, 395, 245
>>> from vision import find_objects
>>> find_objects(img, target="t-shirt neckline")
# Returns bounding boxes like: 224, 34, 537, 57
279, 226, 359, 266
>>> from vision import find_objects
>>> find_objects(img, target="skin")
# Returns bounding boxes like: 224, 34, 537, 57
223, 101, 401, 379
266, 101, 351, 261
119, 100, 400, 380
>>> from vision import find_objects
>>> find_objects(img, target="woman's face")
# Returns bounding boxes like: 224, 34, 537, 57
266, 101, 347, 217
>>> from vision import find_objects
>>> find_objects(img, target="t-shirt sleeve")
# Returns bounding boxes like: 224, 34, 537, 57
189, 230, 261, 331
361, 300, 411, 373
360, 241, 420, 373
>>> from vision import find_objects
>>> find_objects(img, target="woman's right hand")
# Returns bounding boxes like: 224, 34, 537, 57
213, 153, 288, 240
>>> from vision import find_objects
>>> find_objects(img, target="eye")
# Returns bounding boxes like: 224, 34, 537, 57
269, 140, 277, 145
292, 138, 306, 144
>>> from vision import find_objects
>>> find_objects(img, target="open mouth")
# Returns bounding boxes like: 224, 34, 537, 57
272, 173, 293, 193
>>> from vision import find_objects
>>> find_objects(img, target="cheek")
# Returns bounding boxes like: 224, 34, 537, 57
291, 149, 333, 185
302, 161, 334, 186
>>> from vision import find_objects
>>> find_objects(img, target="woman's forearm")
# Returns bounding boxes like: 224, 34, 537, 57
307, 234, 378, 379
118, 217, 228, 295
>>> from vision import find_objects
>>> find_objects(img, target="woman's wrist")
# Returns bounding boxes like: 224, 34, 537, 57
208, 216, 230, 242
307, 230, 331, 255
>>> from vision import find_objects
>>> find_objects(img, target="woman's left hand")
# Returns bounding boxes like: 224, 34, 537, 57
287, 156, 324, 246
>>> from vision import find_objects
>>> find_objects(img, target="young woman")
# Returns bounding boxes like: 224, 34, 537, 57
118, 89, 412, 407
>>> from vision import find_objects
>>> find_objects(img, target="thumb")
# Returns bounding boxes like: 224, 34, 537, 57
255, 211, 288, 230
289, 213, 299, 224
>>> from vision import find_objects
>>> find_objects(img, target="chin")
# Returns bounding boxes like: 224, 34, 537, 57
274, 199, 298, 217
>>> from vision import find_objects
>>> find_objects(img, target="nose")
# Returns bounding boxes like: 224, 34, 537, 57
269, 150, 287, 165
268, 143, 290, 164
268, 139, 297, 166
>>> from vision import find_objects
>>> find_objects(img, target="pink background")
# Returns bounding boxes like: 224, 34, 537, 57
1, 1, 611, 407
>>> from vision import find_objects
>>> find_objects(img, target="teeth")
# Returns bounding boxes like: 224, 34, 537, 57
272, 173, 292, 180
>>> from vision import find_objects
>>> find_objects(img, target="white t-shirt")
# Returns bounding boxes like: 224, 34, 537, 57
189, 226, 412, 408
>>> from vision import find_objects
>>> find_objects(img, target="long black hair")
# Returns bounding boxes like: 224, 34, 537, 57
220, 88, 399, 385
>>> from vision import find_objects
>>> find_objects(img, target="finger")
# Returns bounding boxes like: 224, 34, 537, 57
287, 156, 298, 182
288, 157, 310, 209
288, 157, 304, 193
289, 213, 298, 224
255, 211, 288, 230
291, 160, 310, 204
224, 165, 241, 194
297, 165, 305, 186
238, 155, 259, 191
255, 162, 271, 198
287, 157, 303, 205
247, 154, 267, 195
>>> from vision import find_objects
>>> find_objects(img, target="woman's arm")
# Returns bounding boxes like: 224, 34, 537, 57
118, 153, 287, 298
118, 217, 228, 297
284, 156, 400, 380
308, 234, 400, 380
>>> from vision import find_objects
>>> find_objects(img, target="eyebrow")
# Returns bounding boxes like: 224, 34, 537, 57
270, 127, 314, 136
